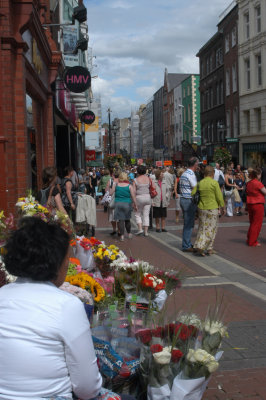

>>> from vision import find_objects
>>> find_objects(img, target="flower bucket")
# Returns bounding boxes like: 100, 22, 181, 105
76, 241, 95, 271
147, 383, 171, 400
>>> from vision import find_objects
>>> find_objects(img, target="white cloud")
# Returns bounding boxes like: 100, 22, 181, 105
136, 86, 157, 99
85, 0, 233, 120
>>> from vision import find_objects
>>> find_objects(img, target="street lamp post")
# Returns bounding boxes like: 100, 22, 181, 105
107, 107, 112, 154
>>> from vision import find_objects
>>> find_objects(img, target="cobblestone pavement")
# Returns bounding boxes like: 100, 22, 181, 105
93, 200, 266, 399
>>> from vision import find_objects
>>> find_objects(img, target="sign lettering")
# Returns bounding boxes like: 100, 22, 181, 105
64, 66, 91, 93
80, 110, 95, 124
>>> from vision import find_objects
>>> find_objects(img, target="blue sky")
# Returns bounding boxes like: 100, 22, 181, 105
85, 0, 231, 122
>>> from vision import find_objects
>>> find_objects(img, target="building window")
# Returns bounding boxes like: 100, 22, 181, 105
233, 107, 238, 137
232, 63, 237, 92
206, 58, 209, 74
226, 110, 231, 138
216, 83, 219, 105
244, 110, 250, 134
244, 12, 250, 39
187, 86, 190, 96
216, 48, 223, 67
232, 26, 237, 47
200, 61, 204, 76
209, 55, 212, 71
226, 69, 230, 96
245, 58, 250, 89
225, 34, 229, 53
188, 104, 191, 122
206, 89, 209, 109
220, 81, 223, 103
183, 87, 186, 97
255, 108, 262, 132
210, 87, 213, 108
255, 4, 261, 33
256, 53, 262, 86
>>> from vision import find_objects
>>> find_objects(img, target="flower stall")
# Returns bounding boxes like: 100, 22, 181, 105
0, 194, 228, 400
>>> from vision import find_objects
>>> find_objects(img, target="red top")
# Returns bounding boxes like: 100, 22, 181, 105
246, 179, 265, 204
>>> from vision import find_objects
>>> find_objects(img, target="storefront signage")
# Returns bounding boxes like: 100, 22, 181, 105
80, 110, 95, 124
226, 138, 239, 143
243, 142, 266, 152
64, 66, 91, 93
137, 159, 143, 165
164, 160, 172, 166
131, 158, 136, 164
156, 161, 163, 167
85, 150, 96, 161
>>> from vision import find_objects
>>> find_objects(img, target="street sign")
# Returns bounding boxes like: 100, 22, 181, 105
164, 160, 172, 166
156, 161, 163, 167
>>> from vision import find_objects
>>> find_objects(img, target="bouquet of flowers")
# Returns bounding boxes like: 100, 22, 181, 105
136, 310, 226, 400
16, 196, 49, 219
92, 242, 126, 278
155, 269, 182, 295
60, 282, 94, 305
65, 272, 105, 303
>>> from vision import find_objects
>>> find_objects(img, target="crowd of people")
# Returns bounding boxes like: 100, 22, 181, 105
96, 159, 266, 253
37, 161, 266, 252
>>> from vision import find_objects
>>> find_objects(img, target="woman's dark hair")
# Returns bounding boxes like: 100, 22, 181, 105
249, 168, 261, 180
137, 165, 146, 175
42, 167, 57, 188
187, 157, 199, 167
3, 217, 70, 281
155, 169, 162, 180
104, 169, 110, 176
64, 166, 74, 176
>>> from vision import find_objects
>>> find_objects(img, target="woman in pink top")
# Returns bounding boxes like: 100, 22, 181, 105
246, 168, 266, 246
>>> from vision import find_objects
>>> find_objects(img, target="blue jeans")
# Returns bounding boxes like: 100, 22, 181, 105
180, 197, 196, 250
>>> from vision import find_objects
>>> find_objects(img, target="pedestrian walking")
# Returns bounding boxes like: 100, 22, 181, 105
61, 166, 78, 220
133, 165, 151, 236
98, 169, 111, 212
105, 170, 120, 236
192, 166, 225, 256
224, 168, 236, 216
37, 166, 67, 214
109, 172, 137, 242
152, 169, 171, 232
245, 168, 266, 247
179, 157, 199, 252
174, 168, 185, 223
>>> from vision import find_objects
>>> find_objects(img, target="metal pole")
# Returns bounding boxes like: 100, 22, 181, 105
108, 108, 112, 154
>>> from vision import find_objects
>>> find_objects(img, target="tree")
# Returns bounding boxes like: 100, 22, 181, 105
213, 147, 232, 167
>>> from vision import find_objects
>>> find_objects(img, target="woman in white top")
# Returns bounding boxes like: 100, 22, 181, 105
0, 217, 102, 400
132, 165, 151, 237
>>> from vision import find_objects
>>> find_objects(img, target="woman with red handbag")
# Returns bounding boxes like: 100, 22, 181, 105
132, 165, 152, 237
152, 169, 171, 232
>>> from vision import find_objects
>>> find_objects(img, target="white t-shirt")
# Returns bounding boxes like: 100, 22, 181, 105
214, 168, 225, 182
0, 278, 102, 400
179, 169, 197, 198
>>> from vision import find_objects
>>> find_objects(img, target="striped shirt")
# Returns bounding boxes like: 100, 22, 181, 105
179, 169, 197, 198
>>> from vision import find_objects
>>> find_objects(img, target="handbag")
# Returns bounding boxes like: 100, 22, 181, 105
108, 193, 115, 209
149, 178, 157, 198
100, 191, 112, 205
192, 185, 200, 205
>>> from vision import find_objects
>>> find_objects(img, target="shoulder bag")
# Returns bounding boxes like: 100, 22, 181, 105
149, 178, 157, 198
192, 184, 200, 205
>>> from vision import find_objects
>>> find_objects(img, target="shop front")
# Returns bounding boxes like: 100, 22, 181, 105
242, 143, 266, 168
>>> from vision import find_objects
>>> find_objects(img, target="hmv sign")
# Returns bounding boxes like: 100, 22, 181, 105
64, 66, 91, 93
80, 110, 95, 125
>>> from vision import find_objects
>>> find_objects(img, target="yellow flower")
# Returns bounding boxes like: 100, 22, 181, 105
110, 255, 116, 260
103, 251, 109, 256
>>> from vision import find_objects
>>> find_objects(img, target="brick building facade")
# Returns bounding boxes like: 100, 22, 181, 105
0, 0, 61, 213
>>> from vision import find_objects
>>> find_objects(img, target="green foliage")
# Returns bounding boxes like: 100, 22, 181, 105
104, 154, 124, 169
213, 147, 232, 167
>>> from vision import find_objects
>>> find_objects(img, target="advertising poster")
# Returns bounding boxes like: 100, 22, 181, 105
63, 26, 79, 67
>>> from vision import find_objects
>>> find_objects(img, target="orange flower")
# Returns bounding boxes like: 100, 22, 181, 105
69, 257, 81, 266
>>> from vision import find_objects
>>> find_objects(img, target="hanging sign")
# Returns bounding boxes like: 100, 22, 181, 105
64, 66, 91, 93
80, 110, 95, 124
